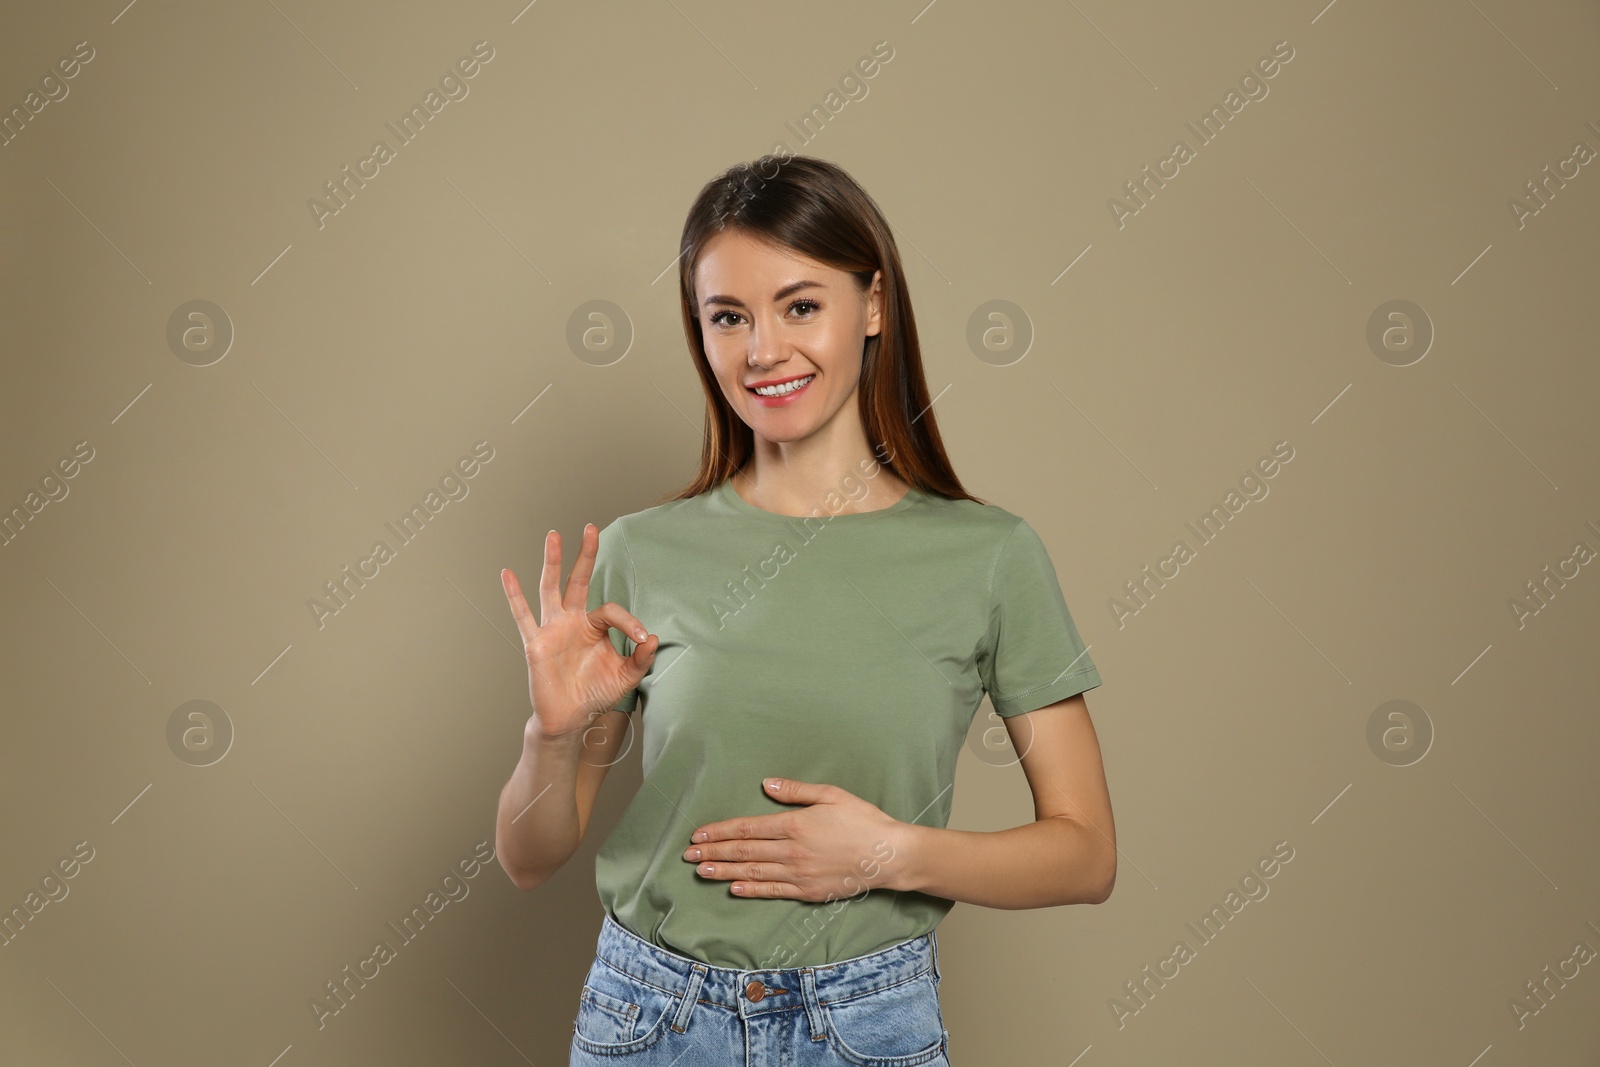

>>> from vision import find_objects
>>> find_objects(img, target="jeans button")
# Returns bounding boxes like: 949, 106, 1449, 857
744, 979, 767, 1002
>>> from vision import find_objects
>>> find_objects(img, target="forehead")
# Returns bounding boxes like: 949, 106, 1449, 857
694, 230, 839, 289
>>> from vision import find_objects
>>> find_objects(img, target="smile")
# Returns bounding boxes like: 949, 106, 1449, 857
749, 374, 815, 406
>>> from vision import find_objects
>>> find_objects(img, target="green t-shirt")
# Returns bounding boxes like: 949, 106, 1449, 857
583, 476, 1101, 969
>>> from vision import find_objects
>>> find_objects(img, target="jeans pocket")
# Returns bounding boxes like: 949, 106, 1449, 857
571, 959, 678, 1056
822, 972, 946, 1066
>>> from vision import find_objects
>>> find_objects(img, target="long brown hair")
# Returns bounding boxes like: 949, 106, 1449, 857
654, 154, 984, 507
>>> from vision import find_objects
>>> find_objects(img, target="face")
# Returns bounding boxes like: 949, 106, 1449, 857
693, 228, 882, 445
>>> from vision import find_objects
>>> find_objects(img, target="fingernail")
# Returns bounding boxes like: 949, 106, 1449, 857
693, 831, 707, 843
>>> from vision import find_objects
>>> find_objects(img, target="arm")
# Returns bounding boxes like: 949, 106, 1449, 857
494, 521, 651, 891
495, 709, 631, 891
890, 692, 1116, 908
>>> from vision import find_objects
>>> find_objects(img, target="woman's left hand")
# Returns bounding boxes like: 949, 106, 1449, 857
683, 778, 911, 901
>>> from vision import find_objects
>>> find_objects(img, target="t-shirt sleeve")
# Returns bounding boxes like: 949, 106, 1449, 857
586, 518, 641, 715
978, 518, 1102, 717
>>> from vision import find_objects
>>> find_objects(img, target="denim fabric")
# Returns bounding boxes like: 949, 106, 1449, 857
569, 913, 952, 1065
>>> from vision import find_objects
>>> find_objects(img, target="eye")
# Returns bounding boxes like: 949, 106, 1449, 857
707, 299, 822, 330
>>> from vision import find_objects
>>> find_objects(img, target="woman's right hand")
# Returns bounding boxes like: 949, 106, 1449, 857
501, 523, 657, 741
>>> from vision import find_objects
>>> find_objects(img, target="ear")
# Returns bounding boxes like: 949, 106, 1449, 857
865, 269, 884, 337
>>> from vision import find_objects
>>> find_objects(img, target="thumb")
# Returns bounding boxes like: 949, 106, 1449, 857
628, 632, 658, 674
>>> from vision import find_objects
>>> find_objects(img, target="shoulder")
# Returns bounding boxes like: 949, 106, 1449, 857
912, 489, 1030, 543
914, 495, 1071, 596
599, 489, 718, 541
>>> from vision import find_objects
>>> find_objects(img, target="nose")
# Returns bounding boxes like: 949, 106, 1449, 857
747, 323, 782, 370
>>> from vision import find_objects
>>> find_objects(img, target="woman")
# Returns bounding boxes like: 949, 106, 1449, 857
495, 155, 1116, 1066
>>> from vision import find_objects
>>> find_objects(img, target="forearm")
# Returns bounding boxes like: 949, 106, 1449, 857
495, 730, 584, 890
891, 816, 1115, 909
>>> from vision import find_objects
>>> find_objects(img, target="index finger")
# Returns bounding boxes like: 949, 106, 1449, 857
690, 814, 788, 844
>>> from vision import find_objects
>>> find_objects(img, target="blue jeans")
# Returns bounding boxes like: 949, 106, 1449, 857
569, 913, 952, 1065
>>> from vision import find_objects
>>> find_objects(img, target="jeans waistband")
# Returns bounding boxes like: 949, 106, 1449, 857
592, 912, 942, 1032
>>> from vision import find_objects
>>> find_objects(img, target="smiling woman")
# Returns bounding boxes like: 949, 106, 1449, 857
691, 226, 894, 496
493, 155, 1113, 1067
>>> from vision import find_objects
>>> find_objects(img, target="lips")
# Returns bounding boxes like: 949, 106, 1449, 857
748, 373, 816, 406
747, 373, 815, 392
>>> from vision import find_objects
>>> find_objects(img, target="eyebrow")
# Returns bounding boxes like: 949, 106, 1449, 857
701, 280, 824, 309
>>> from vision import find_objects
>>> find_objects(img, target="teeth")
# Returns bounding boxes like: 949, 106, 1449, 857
753, 374, 814, 396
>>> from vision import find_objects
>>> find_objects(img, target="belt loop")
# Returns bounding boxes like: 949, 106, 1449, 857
928, 929, 942, 986
799, 967, 827, 1042
670, 963, 707, 1033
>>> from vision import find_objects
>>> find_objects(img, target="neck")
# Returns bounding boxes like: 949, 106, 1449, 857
732, 455, 907, 517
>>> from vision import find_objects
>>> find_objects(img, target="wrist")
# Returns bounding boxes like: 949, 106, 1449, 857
525, 723, 586, 759
884, 820, 926, 894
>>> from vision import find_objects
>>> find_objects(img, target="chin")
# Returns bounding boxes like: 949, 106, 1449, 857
749, 426, 815, 445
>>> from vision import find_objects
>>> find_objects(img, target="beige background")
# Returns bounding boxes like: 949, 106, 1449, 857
3, 0, 1598, 1063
